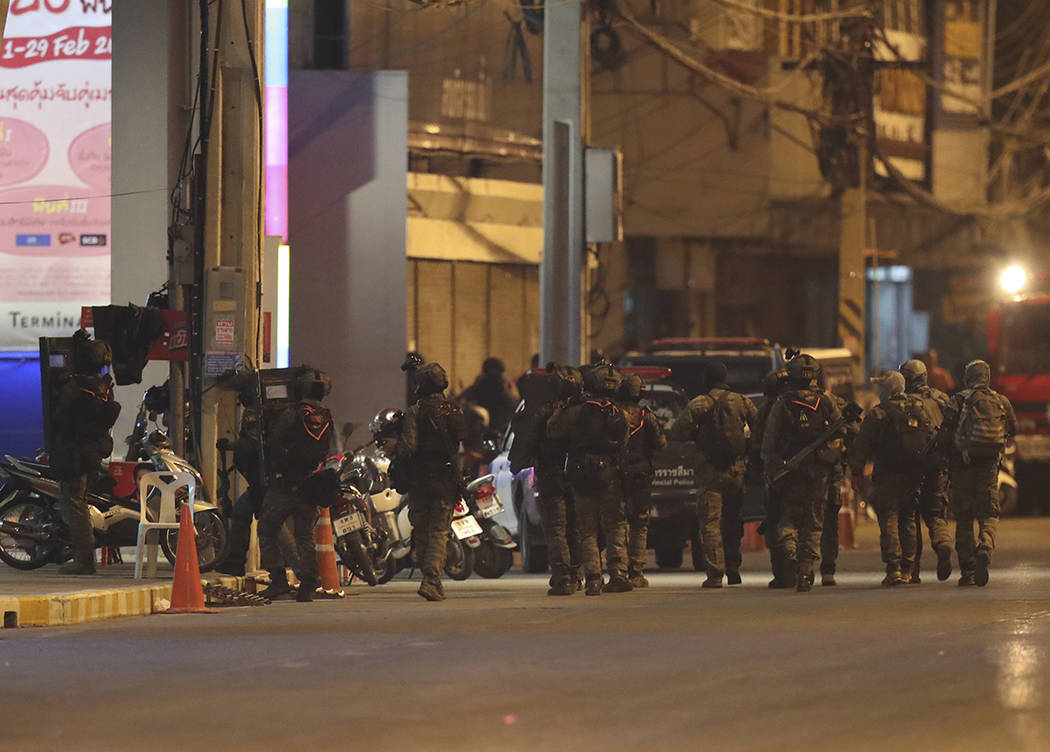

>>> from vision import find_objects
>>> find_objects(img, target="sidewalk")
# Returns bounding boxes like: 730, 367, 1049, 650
0, 559, 245, 628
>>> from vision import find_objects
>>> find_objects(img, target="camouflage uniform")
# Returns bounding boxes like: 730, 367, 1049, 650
751, 372, 788, 586
620, 387, 667, 584
672, 382, 756, 586
761, 370, 843, 591
547, 392, 630, 593
398, 386, 468, 599
534, 401, 581, 593
819, 393, 862, 583
847, 373, 924, 585
900, 360, 953, 582
938, 361, 1016, 586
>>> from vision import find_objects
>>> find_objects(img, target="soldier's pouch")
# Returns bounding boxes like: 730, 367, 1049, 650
568, 454, 615, 494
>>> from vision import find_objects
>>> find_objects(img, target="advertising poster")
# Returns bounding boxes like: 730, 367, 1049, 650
0, 0, 111, 351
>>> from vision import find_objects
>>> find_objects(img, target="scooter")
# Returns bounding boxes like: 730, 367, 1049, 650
463, 476, 516, 579
0, 393, 228, 572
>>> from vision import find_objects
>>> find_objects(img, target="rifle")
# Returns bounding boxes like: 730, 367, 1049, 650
765, 402, 862, 486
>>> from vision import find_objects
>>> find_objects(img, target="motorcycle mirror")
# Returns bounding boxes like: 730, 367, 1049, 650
342, 422, 356, 440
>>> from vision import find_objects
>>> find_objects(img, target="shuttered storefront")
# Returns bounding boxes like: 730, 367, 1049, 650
408, 259, 539, 394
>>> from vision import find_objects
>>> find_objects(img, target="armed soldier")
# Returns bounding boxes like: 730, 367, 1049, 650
818, 371, 863, 587
512, 364, 584, 596
547, 363, 632, 595
672, 360, 757, 588
257, 369, 335, 602
848, 371, 940, 586
618, 373, 667, 588
397, 361, 468, 601
900, 358, 954, 583
938, 360, 1016, 587
761, 355, 844, 592
752, 368, 791, 588
50, 331, 121, 575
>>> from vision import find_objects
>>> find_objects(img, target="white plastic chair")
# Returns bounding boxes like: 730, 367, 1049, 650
134, 471, 196, 579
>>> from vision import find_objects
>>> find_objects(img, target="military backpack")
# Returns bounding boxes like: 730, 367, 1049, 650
884, 394, 937, 465
954, 388, 1008, 459
696, 390, 748, 470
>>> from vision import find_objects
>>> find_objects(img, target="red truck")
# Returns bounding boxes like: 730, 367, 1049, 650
988, 293, 1050, 513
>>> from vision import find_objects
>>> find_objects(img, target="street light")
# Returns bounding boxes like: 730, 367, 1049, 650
1000, 264, 1028, 295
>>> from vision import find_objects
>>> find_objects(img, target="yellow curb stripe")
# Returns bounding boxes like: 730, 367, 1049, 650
2, 583, 177, 628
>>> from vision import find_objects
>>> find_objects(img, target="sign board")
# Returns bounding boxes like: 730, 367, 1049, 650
0, 1, 111, 350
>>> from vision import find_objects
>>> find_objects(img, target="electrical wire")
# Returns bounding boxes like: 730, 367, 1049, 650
241, 0, 266, 367
709, 0, 872, 24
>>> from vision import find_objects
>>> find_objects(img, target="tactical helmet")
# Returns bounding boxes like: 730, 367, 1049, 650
558, 366, 584, 401
876, 371, 905, 401
583, 363, 622, 397
899, 359, 928, 392
704, 360, 728, 389
369, 408, 404, 439
414, 362, 449, 396
619, 373, 644, 402
787, 354, 820, 388
964, 359, 991, 390
401, 352, 425, 373
295, 366, 331, 402
763, 369, 789, 396
71, 329, 111, 374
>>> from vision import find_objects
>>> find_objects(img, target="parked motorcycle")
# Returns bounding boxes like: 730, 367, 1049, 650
0, 393, 228, 572
463, 477, 516, 579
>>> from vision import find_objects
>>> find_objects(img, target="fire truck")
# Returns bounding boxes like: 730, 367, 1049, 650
988, 279, 1050, 513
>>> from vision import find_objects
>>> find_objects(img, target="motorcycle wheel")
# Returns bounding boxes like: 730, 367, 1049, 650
375, 545, 401, 585
339, 530, 379, 586
444, 537, 474, 580
0, 493, 61, 570
160, 509, 230, 573
474, 541, 513, 579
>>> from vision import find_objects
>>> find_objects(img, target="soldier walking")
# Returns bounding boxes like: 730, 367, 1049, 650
752, 368, 791, 588
938, 360, 1016, 587
618, 373, 667, 588
547, 363, 632, 595
673, 361, 757, 588
761, 355, 844, 592
397, 362, 468, 601
848, 371, 939, 586
900, 358, 954, 583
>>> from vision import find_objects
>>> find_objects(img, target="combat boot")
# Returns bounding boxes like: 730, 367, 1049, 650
58, 556, 96, 576
726, 571, 742, 586
605, 575, 634, 593
628, 572, 649, 589
935, 546, 953, 582
796, 563, 814, 592
547, 579, 575, 596
701, 569, 723, 589
258, 571, 292, 599
776, 558, 798, 590
881, 565, 905, 587
821, 573, 837, 587
584, 576, 603, 596
958, 572, 976, 587
418, 577, 445, 601
975, 549, 990, 587
296, 579, 316, 603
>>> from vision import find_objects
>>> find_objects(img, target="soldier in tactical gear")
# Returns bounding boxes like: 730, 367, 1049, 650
547, 363, 632, 595
672, 360, 757, 588
257, 369, 335, 602
50, 330, 121, 574
517, 365, 584, 596
761, 354, 844, 592
397, 361, 468, 601
848, 371, 930, 586
752, 368, 791, 588
938, 360, 1016, 587
817, 369, 862, 587
618, 373, 667, 588
900, 358, 954, 583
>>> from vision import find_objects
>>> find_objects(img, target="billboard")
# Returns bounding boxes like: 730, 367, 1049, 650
0, 0, 111, 351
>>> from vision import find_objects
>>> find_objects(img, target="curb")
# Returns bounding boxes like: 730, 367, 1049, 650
0, 574, 250, 629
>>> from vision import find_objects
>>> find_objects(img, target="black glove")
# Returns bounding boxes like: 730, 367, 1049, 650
216, 438, 231, 452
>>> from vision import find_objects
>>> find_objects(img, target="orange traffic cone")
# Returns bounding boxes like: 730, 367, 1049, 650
741, 521, 765, 552
163, 504, 219, 614
313, 508, 345, 598
838, 506, 856, 550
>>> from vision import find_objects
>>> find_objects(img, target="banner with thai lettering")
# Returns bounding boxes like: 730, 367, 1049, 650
0, 0, 111, 350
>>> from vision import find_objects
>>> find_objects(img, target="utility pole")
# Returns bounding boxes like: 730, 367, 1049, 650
541, 0, 588, 366
177, 1, 264, 492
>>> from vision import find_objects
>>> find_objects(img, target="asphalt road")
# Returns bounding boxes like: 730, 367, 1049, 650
4, 519, 1050, 752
